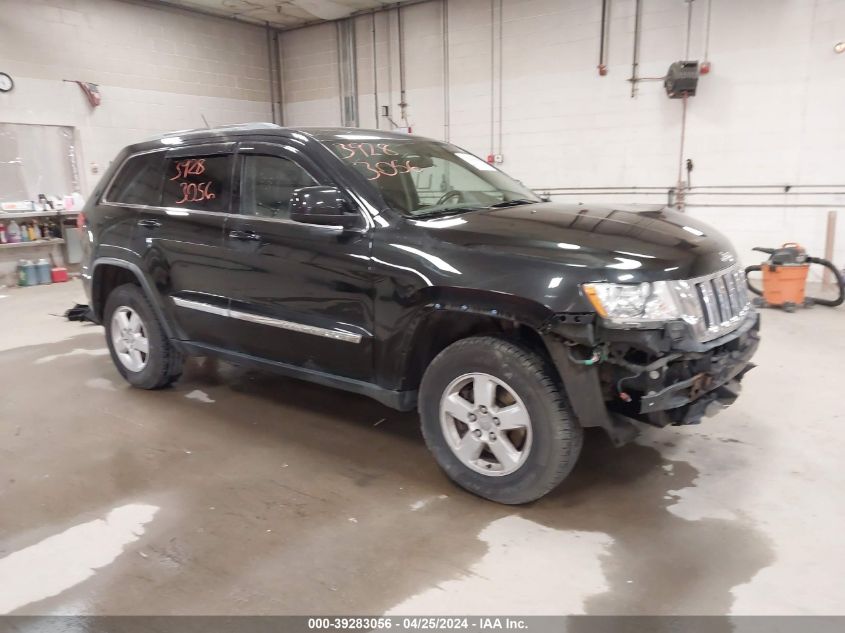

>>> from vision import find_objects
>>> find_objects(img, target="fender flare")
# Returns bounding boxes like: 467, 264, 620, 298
90, 257, 176, 339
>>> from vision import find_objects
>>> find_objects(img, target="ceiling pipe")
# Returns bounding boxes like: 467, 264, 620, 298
397, 5, 409, 126
372, 13, 381, 129
265, 22, 277, 124
489, 0, 495, 157
629, 0, 643, 97
701, 0, 713, 72
497, 0, 503, 156
598, 0, 609, 75
442, 0, 450, 142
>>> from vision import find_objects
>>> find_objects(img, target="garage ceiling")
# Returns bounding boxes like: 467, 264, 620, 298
154, 0, 413, 29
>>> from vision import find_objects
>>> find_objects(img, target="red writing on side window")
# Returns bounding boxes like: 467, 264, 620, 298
170, 158, 216, 205
176, 182, 216, 204
170, 158, 207, 180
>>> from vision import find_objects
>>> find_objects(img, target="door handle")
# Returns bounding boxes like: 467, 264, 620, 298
137, 219, 162, 228
229, 229, 261, 241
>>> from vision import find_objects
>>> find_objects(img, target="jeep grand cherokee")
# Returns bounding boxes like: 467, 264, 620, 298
80, 124, 759, 504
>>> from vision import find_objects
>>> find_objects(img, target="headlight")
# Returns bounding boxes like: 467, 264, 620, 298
583, 281, 694, 326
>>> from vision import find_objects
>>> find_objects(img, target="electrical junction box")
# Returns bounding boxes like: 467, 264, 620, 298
664, 61, 699, 98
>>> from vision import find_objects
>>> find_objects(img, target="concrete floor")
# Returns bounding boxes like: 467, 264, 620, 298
0, 280, 843, 616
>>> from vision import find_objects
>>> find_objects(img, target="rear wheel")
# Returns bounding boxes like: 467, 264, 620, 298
104, 283, 182, 389
419, 336, 582, 504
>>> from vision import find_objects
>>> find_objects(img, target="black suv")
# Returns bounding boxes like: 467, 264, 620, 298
81, 124, 759, 504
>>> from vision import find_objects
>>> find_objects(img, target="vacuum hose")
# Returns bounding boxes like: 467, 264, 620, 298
805, 256, 845, 307
744, 264, 764, 297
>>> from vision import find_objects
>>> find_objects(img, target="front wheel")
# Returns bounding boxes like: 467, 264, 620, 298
419, 337, 582, 504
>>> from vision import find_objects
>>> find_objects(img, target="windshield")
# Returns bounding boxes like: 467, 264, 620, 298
325, 137, 540, 217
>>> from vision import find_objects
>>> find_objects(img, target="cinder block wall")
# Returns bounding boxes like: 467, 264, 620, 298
280, 0, 845, 268
1, 0, 274, 195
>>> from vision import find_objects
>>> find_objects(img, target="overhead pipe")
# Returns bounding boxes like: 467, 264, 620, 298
265, 22, 277, 124
442, 0, 450, 141
629, 0, 643, 97
397, 5, 408, 126
489, 0, 495, 158
386, 10, 394, 124
274, 31, 285, 125
598, 0, 609, 75
497, 0, 504, 157
372, 12, 380, 129
701, 0, 713, 72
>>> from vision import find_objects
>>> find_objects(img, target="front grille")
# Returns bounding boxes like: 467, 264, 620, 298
686, 266, 752, 341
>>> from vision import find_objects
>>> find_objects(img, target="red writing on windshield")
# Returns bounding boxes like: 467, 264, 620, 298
353, 160, 421, 181
336, 143, 422, 180
335, 143, 399, 160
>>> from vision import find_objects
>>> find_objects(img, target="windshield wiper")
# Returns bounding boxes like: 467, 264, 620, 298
488, 199, 538, 209
412, 206, 485, 219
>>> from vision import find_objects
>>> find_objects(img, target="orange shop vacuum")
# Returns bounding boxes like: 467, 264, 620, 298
744, 243, 844, 312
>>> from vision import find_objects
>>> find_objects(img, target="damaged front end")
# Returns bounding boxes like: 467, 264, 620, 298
542, 308, 760, 447
599, 313, 759, 428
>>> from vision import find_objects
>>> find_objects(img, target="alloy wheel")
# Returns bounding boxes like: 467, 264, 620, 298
439, 372, 533, 476
110, 305, 150, 372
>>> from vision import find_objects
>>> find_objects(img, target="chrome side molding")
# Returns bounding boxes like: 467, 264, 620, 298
172, 297, 362, 344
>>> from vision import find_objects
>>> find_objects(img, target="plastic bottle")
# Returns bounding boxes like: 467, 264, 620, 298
18, 260, 37, 287
7, 220, 21, 243
0, 223, 6, 244
36, 259, 52, 284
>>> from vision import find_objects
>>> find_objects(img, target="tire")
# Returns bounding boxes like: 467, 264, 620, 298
104, 283, 182, 389
419, 336, 583, 504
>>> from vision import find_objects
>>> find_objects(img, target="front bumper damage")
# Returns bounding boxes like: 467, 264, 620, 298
543, 310, 760, 446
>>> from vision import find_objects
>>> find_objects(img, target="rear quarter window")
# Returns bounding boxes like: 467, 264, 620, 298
162, 155, 232, 212
106, 152, 165, 206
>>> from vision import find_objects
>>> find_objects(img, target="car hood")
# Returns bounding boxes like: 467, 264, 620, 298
411, 201, 738, 281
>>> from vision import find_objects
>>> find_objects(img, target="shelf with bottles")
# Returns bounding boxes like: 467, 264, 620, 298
0, 217, 65, 246
0, 238, 66, 250
0, 210, 80, 220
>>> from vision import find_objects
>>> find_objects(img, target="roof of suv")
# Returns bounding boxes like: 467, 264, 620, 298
131, 123, 436, 152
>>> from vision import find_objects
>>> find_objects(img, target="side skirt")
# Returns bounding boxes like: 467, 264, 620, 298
175, 340, 418, 412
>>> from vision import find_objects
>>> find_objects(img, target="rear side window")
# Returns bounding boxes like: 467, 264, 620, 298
106, 152, 165, 206
162, 155, 232, 212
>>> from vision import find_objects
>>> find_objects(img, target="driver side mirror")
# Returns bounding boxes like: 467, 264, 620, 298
290, 186, 359, 228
